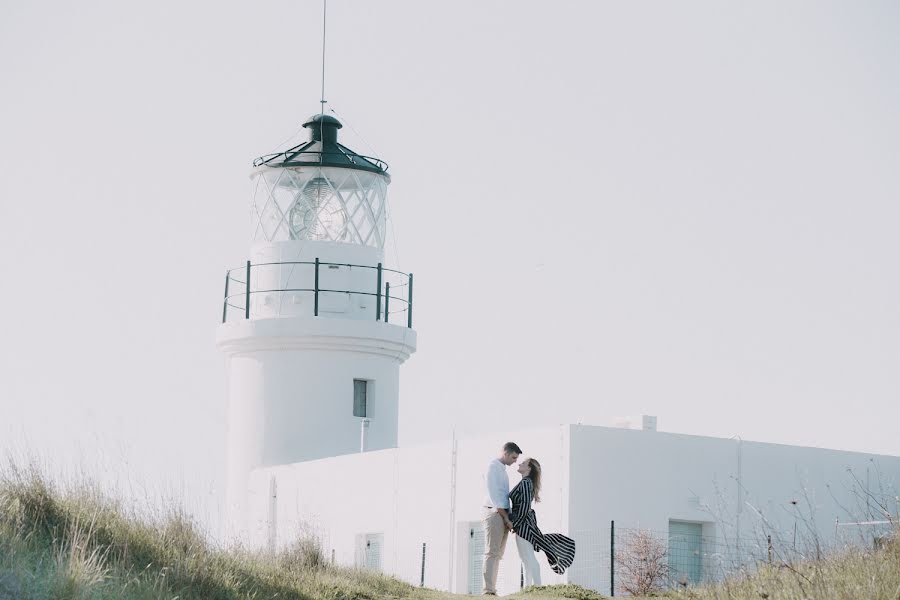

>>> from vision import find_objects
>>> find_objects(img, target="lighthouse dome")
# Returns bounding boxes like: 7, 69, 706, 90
249, 113, 389, 248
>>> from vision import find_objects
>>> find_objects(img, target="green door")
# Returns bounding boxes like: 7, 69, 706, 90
668, 521, 702, 587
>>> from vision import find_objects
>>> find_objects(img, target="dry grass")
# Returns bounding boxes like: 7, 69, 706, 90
666, 538, 900, 600
0, 462, 614, 599
0, 462, 434, 599
0, 462, 897, 600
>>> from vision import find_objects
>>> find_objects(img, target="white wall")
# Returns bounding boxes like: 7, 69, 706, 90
249, 445, 453, 588
249, 425, 570, 595
567, 425, 900, 593
218, 313, 416, 541
248, 240, 389, 321
246, 424, 900, 596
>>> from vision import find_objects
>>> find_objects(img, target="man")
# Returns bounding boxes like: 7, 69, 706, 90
482, 441, 522, 595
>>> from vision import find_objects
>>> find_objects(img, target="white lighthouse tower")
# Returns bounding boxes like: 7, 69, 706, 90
217, 113, 417, 540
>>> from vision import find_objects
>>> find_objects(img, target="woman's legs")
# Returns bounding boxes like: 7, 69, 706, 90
514, 534, 542, 587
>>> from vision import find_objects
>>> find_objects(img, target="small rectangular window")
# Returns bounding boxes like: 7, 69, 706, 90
353, 379, 367, 417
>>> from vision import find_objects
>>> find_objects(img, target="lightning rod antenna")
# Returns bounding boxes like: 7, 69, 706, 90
320, 0, 327, 117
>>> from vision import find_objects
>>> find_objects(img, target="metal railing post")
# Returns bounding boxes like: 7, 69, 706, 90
407, 273, 413, 328
314, 258, 320, 316
222, 271, 230, 323
244, 261, 251, 319
375, 263, 383, 321
384, 282, 390, 323
420, 542, 426, 587
610, 520, 615, 597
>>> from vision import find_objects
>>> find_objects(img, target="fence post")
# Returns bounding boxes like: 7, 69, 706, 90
520, 563, 524, 589
222, 271, 230, 323
245, 260, 251, 319
767, 535, 773, 564
407, 273, 414, 328
610, 520, 615, 597
331, 548, 335, 564
376, 263, 383, 321
385, 282, 391, 323
314, 258, 320, 316
420, 542, 426, 587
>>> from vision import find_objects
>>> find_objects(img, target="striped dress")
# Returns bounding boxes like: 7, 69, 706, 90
508, 476, 576, 575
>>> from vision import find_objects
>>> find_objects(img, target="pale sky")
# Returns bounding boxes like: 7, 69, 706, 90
2, 1, 899, 529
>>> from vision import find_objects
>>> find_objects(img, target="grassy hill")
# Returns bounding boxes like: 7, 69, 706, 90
1, 464, 897, 599
0, 464, 607, 600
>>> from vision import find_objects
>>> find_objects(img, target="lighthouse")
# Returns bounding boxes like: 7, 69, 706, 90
217, 113, 417, 540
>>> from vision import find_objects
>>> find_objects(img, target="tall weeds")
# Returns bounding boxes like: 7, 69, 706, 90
672, 533, 900, 600
1, 460, 897, 600
0, 461, 425, 599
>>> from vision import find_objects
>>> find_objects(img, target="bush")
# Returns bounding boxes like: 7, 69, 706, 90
615, 529, 669, 596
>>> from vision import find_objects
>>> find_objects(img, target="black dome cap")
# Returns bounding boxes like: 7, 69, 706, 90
303, 113, 342, 142
253, 113, 388, 175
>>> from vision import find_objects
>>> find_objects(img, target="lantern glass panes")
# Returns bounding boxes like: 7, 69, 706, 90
250, 166, 388, 248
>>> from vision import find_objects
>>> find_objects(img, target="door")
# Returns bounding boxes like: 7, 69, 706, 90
365, 534, 383, 571
468, 524, 485, 595
668, 521, 703, 587
354, 533, 384, 572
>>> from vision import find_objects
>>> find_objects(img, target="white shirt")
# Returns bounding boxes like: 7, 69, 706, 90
483, 458, 510, 511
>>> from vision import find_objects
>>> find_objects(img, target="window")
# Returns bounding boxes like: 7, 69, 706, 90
353, 379, 368, 417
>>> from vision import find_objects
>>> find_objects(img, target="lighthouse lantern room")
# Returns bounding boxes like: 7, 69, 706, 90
249, 114, 388, 248
217, 112, 417, 540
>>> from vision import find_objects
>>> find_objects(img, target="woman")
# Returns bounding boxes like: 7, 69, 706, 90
508, 458, 576, 587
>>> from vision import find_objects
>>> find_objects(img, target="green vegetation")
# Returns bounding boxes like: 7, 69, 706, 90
0, 463, 897, 599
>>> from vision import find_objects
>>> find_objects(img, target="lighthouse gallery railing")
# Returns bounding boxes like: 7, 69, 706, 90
221, 260, 413, 328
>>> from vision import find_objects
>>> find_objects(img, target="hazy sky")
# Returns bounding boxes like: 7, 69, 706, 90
2, 1, 899, 526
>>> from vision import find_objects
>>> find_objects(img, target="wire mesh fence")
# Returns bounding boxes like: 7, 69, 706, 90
568, 520, 895, 596
320, 519, 895, 596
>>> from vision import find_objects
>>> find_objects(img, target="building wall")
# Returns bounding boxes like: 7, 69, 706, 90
249, 425, 570, 595
219, 315, 415, 540
247, 239, 386, 321
567, 425, 900, 593
246, 424, 900, 596
248, 445, 452, 588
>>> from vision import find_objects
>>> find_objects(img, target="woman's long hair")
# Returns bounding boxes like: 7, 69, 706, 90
527, 458, 542, 503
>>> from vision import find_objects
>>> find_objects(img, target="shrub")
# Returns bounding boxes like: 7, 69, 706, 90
615, 529, 669, 596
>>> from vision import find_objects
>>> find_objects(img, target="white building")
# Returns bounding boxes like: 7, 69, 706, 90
218, 113, 900, 596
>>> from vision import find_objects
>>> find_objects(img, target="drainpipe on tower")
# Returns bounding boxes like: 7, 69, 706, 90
360, 418, 370, 453
730, 435, 743, 559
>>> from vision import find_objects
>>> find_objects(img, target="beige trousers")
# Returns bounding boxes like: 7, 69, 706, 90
482, 511, 509, 594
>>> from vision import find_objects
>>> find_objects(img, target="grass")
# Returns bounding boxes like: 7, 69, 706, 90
0, 462, 897, 599
0, 462, 429, 600
666, 539, 900, 600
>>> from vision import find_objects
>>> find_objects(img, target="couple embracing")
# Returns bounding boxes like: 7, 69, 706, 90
481, 442, 576, 595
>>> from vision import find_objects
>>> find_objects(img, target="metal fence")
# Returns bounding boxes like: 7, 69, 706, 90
221, 259, 413, 327
321, 521, 894, 596
568, 520, 895, 596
